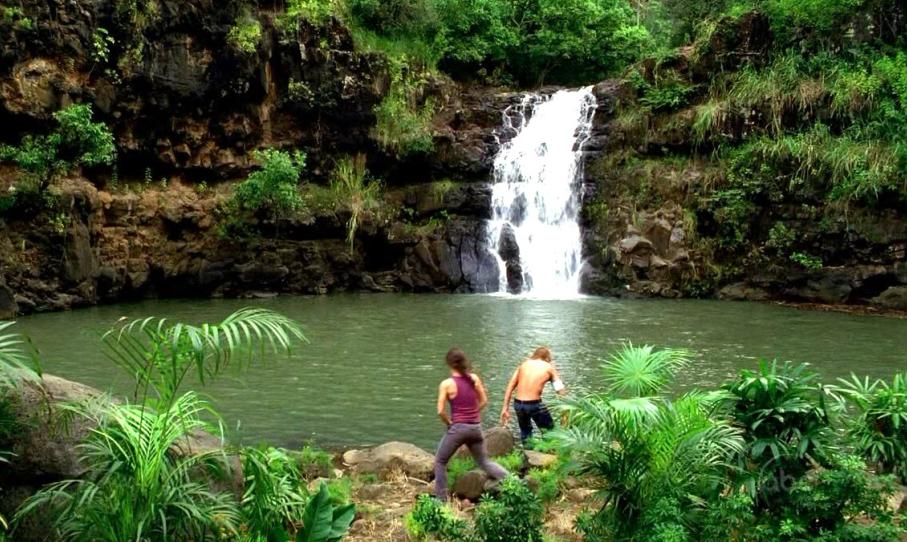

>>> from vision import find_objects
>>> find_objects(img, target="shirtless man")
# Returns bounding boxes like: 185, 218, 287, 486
499, 347, 566, 445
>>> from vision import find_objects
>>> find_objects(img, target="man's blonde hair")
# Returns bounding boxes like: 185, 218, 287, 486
531, 346, 552, 362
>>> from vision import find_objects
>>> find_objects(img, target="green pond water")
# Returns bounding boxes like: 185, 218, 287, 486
15, 294, 907, 450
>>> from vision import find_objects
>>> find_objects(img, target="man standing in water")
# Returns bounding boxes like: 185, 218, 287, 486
499, 347, 566, 445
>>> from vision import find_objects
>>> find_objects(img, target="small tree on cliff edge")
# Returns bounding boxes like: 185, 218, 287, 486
0, 104, 116, 191
230, 148, 306, 236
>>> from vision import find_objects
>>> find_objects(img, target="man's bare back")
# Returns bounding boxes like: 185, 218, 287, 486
513, 358, 558, 401
500, 347, 566, 439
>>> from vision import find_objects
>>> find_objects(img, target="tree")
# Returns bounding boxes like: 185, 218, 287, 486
0, 104, 115, 190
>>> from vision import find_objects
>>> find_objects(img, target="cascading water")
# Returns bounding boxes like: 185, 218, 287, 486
486, 87, 597, 297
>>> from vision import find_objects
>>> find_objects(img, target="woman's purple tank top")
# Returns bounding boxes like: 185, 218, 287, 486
450, 375, 481, 424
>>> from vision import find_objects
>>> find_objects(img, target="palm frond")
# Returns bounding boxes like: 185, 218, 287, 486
0, 321, 41, 389
102, 308, 307, 405
602, 342, 691, 398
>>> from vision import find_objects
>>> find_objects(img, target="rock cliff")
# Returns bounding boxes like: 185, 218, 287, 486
0, 0, 516, 313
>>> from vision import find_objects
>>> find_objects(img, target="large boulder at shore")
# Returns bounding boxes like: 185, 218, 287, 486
342, 442, 435, 480
0, 373, 241, 541
2, 374, 102, 481
455, 426, 515, 459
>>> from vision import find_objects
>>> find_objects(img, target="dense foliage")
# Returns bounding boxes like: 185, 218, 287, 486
0, 104, 115, 189
406, 476, 544, 541
231, 149, 306, 225
7, 311, 357, 542
547, 344, 906, 541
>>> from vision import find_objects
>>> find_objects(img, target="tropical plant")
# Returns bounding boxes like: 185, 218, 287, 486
0, 104, 115, 191
721, 360, 838, 502
405, 495, 468, 541
371, 64, 435, 156
101, 307, 307, 407
329, 154, 382, 253
0, 321, 41, 388
838, 371, 907, 482
0, 322, 40, 537
473, 476, 544, 542
239, 446, 308, 540
555, 391, 744, 540
602, 342, 691, 397
294, 483, 355, 542
744, 454, 904, 541
16, 392, 239, 541
231, 149, 306, 232
14, 309, 309, 541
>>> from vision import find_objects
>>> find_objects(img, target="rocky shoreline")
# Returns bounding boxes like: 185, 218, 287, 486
0, 373, 590, 541
3, 373, 906, 542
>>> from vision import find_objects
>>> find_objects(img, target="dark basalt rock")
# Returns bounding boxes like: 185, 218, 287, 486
497, 224, 523, 294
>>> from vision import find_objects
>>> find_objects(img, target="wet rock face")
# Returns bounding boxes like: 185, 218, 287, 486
497, 224, 523, 293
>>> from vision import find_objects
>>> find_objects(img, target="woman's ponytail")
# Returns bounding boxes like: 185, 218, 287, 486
446, 347, 476, 387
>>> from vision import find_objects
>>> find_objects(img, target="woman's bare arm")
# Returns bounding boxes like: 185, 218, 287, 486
437, 381, 452, 426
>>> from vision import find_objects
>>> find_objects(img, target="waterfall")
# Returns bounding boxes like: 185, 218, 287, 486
486, 87, 597, 297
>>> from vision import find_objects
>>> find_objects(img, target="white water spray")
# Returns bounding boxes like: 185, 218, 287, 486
486, 87, 597, 297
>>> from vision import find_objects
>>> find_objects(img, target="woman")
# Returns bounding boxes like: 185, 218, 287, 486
433, 347, 508, 501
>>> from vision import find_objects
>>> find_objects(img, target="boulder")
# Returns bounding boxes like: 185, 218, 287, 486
483, 426, 516, 457
342, 442, 435, 480
719, 282, 770, 302
871, 286, 907, 311
455, 426, 515, 459
889, 485, 907, 514
619, 235, 653, 254
3, 374, 102, 481
452, 469, 488, 501
525, 450, 557, 469
498, 224, 523, 294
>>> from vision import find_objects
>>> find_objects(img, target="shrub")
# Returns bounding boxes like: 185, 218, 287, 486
838, 371, 907, 483
473, 477, 544, 542
295, 444, 335, 479
526, 467, 561, 503
790, 251, 823, 270
239, 446, 307, 540
278, 0, 339, 34
2, 5, 33, 31
746, 454, 903, 541
324, 477, 352, 507
231, 149, 306, 231
372, 62, 435, 156
227, 14, 262, 54
405, 494, 468, 540
0, 104, 115, 191
721, 361, 838, 504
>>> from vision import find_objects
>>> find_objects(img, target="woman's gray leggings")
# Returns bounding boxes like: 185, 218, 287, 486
434, 423, 508, 500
